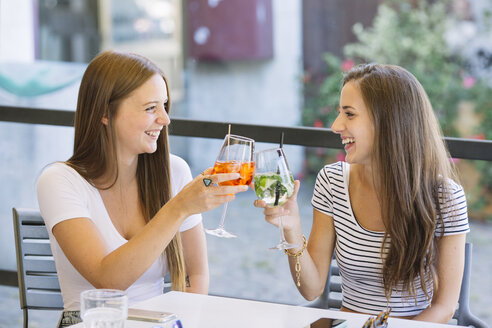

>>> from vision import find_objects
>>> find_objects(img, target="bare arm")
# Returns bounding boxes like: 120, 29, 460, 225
53, 171, 245, 290
256, 180, 336, 300
284, 208, 336, 300
413, 233, 466, 323
181, 222, 209, 294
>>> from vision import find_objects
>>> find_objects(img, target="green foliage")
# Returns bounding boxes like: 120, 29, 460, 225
301, 0, 492, 220
302, 54, 344, 129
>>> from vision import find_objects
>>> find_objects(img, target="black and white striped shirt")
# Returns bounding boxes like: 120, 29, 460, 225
312, 161, 470, 316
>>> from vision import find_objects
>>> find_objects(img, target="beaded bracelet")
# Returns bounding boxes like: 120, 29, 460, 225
284, 235, 307, 287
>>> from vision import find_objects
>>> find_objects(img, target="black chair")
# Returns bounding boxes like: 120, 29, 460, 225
12, 208, 63, 328
304, 243, 489, 328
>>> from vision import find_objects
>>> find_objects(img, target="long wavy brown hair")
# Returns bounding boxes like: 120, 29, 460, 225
66, 50, 186, 291
342, 64, 457, 301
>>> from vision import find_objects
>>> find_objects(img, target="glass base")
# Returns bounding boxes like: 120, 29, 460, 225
269, 241, 300, 250
205, 227, 237, 238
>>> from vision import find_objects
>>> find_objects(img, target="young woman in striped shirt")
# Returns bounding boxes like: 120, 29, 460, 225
255, 64, 469, 323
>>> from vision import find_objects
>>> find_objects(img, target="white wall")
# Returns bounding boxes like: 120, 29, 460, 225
185, 0, 303, 174
0, 0, 304, 271
0, 0, 35, 61
0, 1, 78, 271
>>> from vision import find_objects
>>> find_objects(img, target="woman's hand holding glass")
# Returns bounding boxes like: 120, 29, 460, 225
255, 179, 301, 232
254, 148, 301, 250
171, 167, 249, 217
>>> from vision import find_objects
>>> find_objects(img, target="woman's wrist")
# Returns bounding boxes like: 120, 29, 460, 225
157, 196, 189, 225
284, 235, 308, 287
284, 228, 305, 252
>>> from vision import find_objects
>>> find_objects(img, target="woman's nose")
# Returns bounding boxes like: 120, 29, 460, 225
331, 113, 344, 134
156, 109, 170, 126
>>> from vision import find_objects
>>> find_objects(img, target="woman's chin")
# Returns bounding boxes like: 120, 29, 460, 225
144, 145, 158, 154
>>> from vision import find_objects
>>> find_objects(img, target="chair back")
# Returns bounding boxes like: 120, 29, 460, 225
12, 208, 63, 318
452, 242, 489, 328
304, 254, 341, 309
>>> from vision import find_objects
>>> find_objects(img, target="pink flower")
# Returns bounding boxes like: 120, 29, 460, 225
302, 72, 312, 84
462, 76, 476, 89
341, 59, 355, 72
314, 119, 324, 128
336, 151, 346, 162
470, 133, 485, 140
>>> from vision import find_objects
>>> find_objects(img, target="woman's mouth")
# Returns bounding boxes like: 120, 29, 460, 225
145, 130, 160, 138
342, 137, 355, 151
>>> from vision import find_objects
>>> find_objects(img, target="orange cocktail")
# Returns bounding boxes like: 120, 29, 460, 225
212, 161, 255, 186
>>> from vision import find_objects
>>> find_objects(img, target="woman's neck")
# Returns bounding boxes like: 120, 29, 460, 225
97, 155, 139, 190
117, 156, 138, 185
352, 163, 379, 192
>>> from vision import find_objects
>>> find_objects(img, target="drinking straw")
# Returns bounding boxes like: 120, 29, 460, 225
227, 124, 231, 161
274, 131, 284, 206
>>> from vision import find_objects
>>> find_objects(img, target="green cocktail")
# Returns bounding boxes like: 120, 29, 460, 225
254, 172, 294, 206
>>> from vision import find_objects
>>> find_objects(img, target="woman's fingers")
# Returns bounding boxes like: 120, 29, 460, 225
201, 167, 214, 175
213, 185, 249, 195
253, 199, 266, 208
199, 171, 242, 186
213, 172, 241, 184
289, 180, 301, 201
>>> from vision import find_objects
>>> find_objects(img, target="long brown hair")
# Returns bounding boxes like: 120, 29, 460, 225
67, 50, 186, 291
342, 64, 457, 300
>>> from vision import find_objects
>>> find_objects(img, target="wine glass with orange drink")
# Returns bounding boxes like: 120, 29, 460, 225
205, 134, 255, 238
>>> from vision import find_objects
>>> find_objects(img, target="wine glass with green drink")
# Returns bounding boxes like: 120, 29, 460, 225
254, 147, 298, 250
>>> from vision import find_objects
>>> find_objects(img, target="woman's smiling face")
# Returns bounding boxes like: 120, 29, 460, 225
331, 80, 375, 165
111, 74, 170, 161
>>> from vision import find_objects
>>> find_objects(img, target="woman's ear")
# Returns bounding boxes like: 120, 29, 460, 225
101, 116, 109, 126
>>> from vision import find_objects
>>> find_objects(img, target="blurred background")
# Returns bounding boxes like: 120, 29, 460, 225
0, 0, 491, 326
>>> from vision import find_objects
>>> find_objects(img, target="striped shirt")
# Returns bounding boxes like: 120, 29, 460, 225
311, 161, 470, 316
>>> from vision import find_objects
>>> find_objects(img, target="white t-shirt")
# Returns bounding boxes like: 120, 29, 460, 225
37, 154, 202, 311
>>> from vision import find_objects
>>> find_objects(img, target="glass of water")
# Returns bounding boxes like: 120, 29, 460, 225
80, 289, 128, 328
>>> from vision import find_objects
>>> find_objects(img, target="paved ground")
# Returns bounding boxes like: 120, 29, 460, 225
1, 186, 491, 327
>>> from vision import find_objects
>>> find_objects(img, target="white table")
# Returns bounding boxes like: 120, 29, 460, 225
71, 291, 465, 328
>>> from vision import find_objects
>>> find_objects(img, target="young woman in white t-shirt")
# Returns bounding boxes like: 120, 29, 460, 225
37, 51, 248, 326
255, 64, 469, 323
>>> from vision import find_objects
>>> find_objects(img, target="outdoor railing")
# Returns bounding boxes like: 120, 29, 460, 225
1, 104, 492, 286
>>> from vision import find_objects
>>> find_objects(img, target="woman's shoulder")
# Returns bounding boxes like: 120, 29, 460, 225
169, 153, 188, 166
444, 178, 463, 191
39, 162, 80, 180
169, 154, 194, 190
169, 154, 191, 174
38, 162, 92, 194
318, 161, 346, 178
439, 178, 466, 201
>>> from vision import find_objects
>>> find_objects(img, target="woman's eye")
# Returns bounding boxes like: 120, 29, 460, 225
145, 106, 156, 112
345, 112, 354, 117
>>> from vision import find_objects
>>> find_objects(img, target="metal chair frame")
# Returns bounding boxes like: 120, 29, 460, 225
12, 208, 63, 328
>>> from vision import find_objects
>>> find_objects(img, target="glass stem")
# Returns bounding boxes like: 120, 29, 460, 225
218, 202, 229, 229
278, 215, 287, 243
